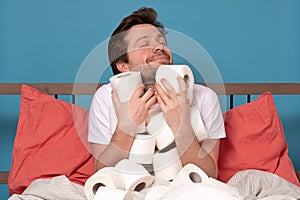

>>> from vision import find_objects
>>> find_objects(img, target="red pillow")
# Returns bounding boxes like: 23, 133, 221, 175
218, 92, 300, 186
8, 85, 94, 195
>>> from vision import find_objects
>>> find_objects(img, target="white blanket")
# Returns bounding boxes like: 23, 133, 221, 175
9, 170, 300, 200
227, 169, 300, 200
8, 175, 86, 200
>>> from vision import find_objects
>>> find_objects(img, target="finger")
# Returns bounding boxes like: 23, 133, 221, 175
156, 93, 166, 110
160, 78, 177, 96
145, 94, 157, 109
141, 87, 155, 102
177, 76, 188, 96
131, 84, 145, 99
160, 78, 179, 101
167, 88, 178, 100
155, 83, 171, 103
148, 104, 161, 117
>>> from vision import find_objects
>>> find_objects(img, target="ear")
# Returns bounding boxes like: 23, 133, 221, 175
116, 61, 129, 73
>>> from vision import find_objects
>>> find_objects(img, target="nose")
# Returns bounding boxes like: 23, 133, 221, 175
152, 41, 164, 52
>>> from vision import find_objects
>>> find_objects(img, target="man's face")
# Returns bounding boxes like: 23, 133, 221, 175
122, 24, 173, 71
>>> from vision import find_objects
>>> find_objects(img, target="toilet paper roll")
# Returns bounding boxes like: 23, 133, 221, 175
129, 133, 156, 164
190, 106, 208, 142
155, 65, 194, 104
110, 71, 142, 103
84, 167, 125, 200
115, 159, 154, 192
169, 163, 209, 189
146, 112, 174, 150
146, 107, 208, 149
144, 185, 170, 200
109, 106, 146, 134
153, 147, 183, 181
94, 187, 133, 200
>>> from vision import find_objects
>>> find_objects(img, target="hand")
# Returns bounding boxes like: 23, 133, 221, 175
112, 84, 157, 135
155, 77, 191, 136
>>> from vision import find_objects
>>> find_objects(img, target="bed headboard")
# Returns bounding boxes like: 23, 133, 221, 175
1, 83, 300, 184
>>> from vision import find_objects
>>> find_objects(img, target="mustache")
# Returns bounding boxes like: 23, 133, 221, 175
146, 50, 171, 63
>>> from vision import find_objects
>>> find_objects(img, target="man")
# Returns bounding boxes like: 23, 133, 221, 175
88, 7, 225, 179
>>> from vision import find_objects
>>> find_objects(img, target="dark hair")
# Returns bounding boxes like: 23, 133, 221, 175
108, 7, 166, 75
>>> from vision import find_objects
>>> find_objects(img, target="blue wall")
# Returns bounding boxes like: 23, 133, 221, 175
1, 0, 300, 199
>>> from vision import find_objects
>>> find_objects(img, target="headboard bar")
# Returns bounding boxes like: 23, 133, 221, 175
0, 172, 8, 184
0, 83, 104, 95
1, 83, 300, 95
207, 83, 300, 95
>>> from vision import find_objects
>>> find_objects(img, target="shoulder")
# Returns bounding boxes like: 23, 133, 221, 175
193, 84, 221, 111
94, 83, 112, 96
194, 84, 213, 93
193, 84, 218, 101
92, 83, 112, 107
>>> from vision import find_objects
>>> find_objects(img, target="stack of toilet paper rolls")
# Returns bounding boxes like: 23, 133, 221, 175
109, 65, 208, 180
84, 161, 240, 200
84, 159, 154, 200
145, 163, 241, 200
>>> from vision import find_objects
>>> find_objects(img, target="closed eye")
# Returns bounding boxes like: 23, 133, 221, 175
138, 42, 149, 48
135, 36, 150, 48
157, 36, 167, 46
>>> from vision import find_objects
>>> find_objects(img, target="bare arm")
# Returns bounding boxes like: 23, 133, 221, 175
91, 126, 135, 171
175, 128, 220, 178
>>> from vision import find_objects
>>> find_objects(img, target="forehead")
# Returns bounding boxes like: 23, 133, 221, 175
125, 24, 164, 43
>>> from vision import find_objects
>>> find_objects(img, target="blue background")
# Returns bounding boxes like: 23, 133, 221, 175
1, 0, 299, 199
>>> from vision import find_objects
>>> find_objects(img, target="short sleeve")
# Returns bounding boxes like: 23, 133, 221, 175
193, 85, 226, 139
88, 84, 113, 144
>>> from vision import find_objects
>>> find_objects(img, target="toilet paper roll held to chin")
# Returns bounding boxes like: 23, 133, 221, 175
109, 71, 146, 134
155, 65, 194, 104
110, 71, 143, 103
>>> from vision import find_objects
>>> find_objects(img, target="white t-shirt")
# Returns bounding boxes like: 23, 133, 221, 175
88, 83, 226, 144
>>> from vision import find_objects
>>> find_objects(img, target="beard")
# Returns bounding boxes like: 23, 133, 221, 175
130, 50, 172, 90
131, 64, 158, 91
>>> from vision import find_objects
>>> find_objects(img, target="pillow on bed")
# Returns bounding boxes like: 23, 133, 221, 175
8, 84, 94, 195
218, 92, 300, 186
